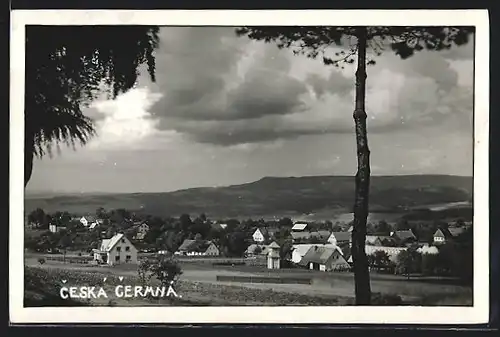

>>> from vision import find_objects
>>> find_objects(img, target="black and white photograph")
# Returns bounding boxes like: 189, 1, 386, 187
10, 10, 489, 324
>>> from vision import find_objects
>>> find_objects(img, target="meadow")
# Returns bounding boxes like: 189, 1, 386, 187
24, 255, 472, 307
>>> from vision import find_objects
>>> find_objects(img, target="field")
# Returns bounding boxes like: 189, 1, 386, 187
24, 254, 473, 307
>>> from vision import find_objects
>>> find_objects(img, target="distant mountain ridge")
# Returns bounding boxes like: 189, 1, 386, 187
24, 175, 473, 220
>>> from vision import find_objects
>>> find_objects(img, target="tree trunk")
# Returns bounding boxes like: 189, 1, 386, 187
25, 128, 34, 188
351, 26, 372, 305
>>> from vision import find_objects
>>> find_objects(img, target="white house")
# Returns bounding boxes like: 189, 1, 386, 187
252, 228, 267, 242
433, 227, 465, 244
299, 246, 350, 272
133, 222, 150, 240
93, 233, 138, 265
49, 223, 66, 233
364, 245, 408, 263
80, 216, 94, 227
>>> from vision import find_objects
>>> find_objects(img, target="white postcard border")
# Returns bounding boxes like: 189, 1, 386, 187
10, 9, 490, 324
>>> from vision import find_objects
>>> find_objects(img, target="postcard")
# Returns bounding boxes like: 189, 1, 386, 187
10, 9, 489, 324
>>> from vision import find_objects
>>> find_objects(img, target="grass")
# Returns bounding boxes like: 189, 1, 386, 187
24, 256, 473, 307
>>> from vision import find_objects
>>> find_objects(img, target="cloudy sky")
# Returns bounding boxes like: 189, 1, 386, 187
27, 27, 474, 194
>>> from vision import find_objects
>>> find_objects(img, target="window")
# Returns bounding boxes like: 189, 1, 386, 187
125, 246, 130, 252
115, 255, 120, 262
116, 247, 121, 252
126, 255, 131, 262
121, 239, 125, 243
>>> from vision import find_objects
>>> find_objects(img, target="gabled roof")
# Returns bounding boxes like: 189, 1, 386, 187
268, 241, 280, 249
433, 228, 449, 238
98, 233, 127, 252
89, 222, 99, 229
365, 235, 394, 245
330, 232, 351, 242
292, 223, 308, 231
299, 246, 343, 266
178, 239, 197, 251
292, 244, 337, 258
254, 227, 279, 238
178, 239, 216, 253
82, 215, 97, 222
393, 230, 416, 241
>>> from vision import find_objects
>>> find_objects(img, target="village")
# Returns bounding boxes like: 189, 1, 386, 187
24, 208, 473, 279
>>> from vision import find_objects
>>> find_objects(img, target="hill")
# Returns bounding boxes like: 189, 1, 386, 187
24, 175, 473, 220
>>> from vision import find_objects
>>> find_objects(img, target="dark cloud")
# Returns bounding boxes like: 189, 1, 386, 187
87, 27, 473, 148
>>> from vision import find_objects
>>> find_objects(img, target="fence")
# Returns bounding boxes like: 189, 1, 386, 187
216, 275, 312, 285
39, 255, 93, 265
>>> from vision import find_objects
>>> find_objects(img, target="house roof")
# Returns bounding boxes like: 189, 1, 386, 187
292, 223, 308, 231
254, 227, 279, 237
365, 235, 394, 245
99, 233, 126, 252
293, 244, 338, 258
330, 232, 351, 242
268, 241, 280, 249
89, 222, 98, 229
82, 215, 97, 222
299, 246, 344, 266
178, 239, 197, 251
393, 230, 416, 241
178, 239, 216, 253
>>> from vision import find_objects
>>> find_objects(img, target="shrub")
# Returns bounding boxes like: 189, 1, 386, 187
371, 292, 403, 305
138, 255, 183, 287
38, 258, 46, 265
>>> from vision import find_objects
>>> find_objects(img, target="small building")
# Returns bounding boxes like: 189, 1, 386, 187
133, 222, 150, 241
299, 246, 350, 272
49, 223, 66, 233
433, 227, 465, 244
176, 239, 220, 256
252, 227, 279, 243
267, 241, 280, 269
93, 233, 138, 265
80, 216, 96, 227
292, 223, 308, 232
363, 245, 408, 263
252, 228, 268, 243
